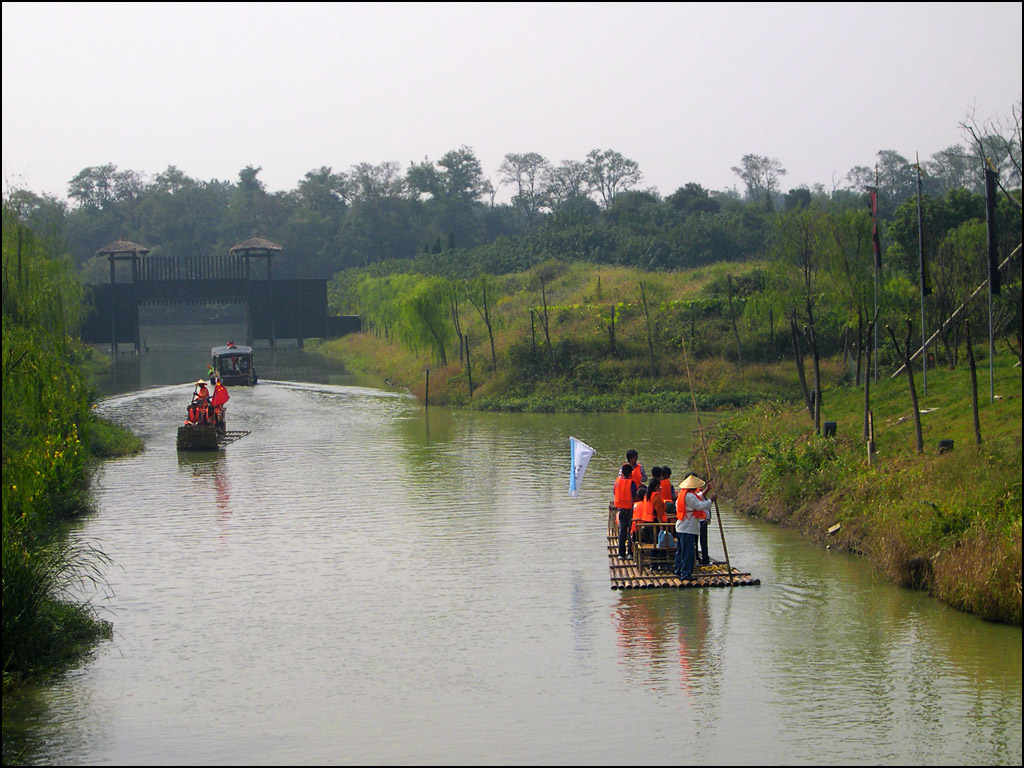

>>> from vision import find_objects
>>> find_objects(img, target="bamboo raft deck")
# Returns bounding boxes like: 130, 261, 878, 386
607, 505, 760, 590
176, 426, 250, 451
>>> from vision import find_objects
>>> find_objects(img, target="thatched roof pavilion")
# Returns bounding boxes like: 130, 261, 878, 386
96, 239, 150, 257
229, 237, 282, 256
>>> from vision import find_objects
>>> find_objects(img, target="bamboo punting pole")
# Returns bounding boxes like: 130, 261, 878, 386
680, 336, 734, 586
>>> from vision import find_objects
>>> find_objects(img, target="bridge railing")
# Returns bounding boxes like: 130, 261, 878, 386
137, 255, 247, 282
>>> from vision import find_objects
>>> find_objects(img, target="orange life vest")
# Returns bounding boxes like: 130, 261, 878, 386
631, 499, 648, 533
679, 489, 708, 521
630, 464, 644, 485
650, 491, 667, 523
660, 478, 675, 502
636, 498, 655, 524
614, 476, 634, 510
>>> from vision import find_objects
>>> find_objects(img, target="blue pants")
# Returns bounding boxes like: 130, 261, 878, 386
675, 532, 698, 579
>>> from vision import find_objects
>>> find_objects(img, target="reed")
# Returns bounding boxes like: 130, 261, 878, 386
2, 204, 124, 683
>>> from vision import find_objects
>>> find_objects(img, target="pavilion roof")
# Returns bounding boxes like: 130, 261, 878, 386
229, 237, 283, 255
96, 239, 150, 256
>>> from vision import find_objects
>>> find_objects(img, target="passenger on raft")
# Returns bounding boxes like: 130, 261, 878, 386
185, 379, 211, 425
210, 377, 230, 437
614, 465, 638, 561
621, 449, 647, 486
660, 466, 677, 516
675, 474, 716, 579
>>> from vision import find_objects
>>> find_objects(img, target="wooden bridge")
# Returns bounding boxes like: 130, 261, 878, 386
81, 239, 360, 354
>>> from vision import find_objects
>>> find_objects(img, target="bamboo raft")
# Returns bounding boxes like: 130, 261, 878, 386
607, 504, 760, 590
176, 425, 250, 451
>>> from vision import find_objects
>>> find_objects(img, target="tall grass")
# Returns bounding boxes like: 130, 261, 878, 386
706, 356, 1022, 624
2, 203, 116, 682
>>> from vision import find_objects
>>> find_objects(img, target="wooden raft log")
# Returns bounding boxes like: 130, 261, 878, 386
606, 531, 760, 590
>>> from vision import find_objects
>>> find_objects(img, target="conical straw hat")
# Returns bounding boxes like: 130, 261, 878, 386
678, 474, 705, 489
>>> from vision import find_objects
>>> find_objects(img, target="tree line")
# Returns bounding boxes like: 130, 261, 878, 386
4, 103, 1019, 285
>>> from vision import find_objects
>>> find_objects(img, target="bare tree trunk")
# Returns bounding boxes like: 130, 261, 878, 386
804, 324, 822, 435
539, 277, 552, 355
727, 274, 743, 368
608, 304, 616, 354
530, 309, 537, 362
465, 334, 474, 396
448, 283, 464, 364
639, 281, 656, 377
790, 317, 813, 418
855, 308, 864, 387
886, 319, 924, 454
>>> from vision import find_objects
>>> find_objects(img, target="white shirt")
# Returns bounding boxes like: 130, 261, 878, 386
676, 490, 713, 535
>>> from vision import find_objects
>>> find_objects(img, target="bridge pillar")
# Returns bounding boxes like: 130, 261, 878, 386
97, 240, 150, 357
229, 237, 282, 350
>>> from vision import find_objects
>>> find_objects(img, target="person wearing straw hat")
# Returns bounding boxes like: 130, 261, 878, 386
192, 379, 210, 407
674, 474, 716, 579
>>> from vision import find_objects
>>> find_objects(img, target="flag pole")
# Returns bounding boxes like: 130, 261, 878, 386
984, 163, 1001, 403
870, 169, 881, 384
916, 153, 928, 395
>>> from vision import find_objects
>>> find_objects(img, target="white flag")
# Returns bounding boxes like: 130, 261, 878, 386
569, 436, 596, 498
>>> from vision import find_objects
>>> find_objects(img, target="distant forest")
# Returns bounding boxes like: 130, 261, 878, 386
5, 105, 1022, 283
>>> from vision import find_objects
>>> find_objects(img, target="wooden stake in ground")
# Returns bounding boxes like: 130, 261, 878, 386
965, 319, 982, 446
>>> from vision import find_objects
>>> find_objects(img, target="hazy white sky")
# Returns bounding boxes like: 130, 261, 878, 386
2, 2, 1021, 202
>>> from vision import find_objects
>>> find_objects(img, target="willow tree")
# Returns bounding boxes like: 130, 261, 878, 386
399, 276, 454, 366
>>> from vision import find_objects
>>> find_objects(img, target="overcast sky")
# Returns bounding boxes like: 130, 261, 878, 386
2, 2, 1021, 203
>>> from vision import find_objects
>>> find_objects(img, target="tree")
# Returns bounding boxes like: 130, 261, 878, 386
960, 101, 1023, 192
545, 160, 590, 207
874, 150, 918, 210
584, 149, 643, 209
498, 152, 551, 228
731, 154, 786, 211
925, 144, 981, 194
407, 146, 490, 251
770, 205, 828, 430
465, 275, 498, 369
666, 182, 720, 215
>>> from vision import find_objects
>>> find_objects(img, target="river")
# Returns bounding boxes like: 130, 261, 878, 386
4, 328, 1021, 765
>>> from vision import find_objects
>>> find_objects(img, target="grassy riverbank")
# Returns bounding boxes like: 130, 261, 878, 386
702, 354, 1022, 624
320, 260, 1021, 623
322, 260, 804, 410
2, 210, 143, 691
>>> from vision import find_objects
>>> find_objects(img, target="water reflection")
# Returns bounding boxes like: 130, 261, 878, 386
176, 451, 232, 518
614, 590, 723, 699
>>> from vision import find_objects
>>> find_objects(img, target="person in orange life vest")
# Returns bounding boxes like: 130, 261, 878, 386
648, 478, 667, 524
210, 377, 230, 436
650, 465, 663, 497
631, 484, 649, 541
634, 480, 665, 544
192, 379, 210, 407
618, 449, 647, 486
674, 474, 716, 579
614, 465, 638, 560
660, 466, 678, 517
186, 380, 209, 425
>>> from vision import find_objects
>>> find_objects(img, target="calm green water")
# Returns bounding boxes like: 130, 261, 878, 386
4, 328, 1021, 765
